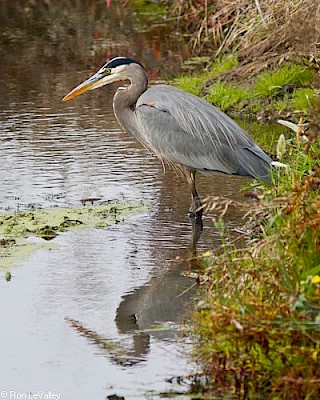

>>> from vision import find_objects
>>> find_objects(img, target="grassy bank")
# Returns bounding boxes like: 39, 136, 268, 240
174, 61, 320, 398
174, 58, 320, 400
174, 55, 319, 121
171, 0, 319, 121
167, 2, 320, 397
190, 122, 319, 398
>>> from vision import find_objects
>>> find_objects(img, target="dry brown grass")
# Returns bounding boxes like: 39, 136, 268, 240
171, 0, 320, 75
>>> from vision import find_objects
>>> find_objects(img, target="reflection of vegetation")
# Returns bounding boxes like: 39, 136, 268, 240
0, 0, 174, 67
127, 0, 166, 24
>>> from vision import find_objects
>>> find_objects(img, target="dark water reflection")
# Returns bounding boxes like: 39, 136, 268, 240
0, 2, 249, 399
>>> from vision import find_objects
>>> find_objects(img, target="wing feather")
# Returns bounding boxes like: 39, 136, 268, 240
135, 84, 272, 181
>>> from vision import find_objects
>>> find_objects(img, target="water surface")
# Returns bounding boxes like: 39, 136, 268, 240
0, 2, 248, 399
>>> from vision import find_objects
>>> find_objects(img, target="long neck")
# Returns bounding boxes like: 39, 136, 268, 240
113, 68, 148, 137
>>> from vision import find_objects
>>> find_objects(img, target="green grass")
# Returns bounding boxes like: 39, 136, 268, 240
174, 57, 318, 119
174, 54, 238, 97
275, 98, 289, 113
173, 72, 210, 96
175, 60, 318, 118
208, 54, 238, 75
206, 81, 251, 112
235, 119, 283, 161
253, 64, 315, 98
292, 88, 318, 114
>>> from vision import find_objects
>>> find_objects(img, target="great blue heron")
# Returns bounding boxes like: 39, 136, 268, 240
63, 57, 273, 222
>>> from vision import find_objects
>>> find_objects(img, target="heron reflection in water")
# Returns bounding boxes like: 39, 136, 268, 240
63, 57, 274, 229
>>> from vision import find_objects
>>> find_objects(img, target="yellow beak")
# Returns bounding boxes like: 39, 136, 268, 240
62, 68, 116, 101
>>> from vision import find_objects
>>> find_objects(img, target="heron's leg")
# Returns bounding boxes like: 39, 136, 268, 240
187, 171, 202, 211
186, 170, 203, 229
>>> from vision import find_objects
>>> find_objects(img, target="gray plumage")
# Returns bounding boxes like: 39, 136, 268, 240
104, 59, 272, 183
63, 57, 274, 218
134, 85, 271, 180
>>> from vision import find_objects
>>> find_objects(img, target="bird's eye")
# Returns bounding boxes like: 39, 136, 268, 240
104, 68, 111, 75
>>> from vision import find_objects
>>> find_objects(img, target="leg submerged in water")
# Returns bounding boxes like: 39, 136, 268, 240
186, 170, 203, 230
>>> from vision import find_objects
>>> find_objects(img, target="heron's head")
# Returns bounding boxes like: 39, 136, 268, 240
62, 57, 145, 101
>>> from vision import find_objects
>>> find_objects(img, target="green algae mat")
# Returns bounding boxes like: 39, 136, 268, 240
0, 202, 146, 270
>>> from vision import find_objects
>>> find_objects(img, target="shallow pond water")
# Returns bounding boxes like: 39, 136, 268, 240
0, 2, 249, 399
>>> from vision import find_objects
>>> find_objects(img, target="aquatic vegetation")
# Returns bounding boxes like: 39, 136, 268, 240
0, 237, 58, 272
0, 201, 146, 271
4, 271, 11, 282
0, 203, 145, 240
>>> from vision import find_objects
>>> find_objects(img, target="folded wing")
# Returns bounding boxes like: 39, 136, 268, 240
135, 84, 272, 181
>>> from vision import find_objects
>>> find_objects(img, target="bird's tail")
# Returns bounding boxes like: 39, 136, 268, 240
236, 147, 275, 183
